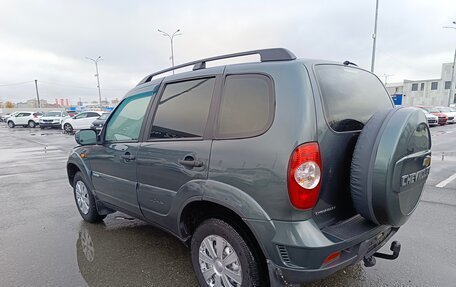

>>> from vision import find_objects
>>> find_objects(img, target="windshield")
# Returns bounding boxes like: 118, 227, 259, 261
44, 112, 61, 117
438, 107, 450, 112
99, 113, 110, 120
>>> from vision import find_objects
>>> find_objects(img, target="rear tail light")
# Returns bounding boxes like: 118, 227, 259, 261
287, 142, 322, 209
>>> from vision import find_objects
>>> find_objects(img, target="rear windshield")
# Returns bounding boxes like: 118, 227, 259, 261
315, 65, 393, 132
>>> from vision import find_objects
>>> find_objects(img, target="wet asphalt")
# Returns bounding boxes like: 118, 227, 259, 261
0, 123, 455, 287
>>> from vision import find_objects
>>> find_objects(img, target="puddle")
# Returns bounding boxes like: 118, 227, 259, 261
115, 216, 136, 221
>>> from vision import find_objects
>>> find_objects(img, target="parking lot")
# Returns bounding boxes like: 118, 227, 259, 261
0, 123, 455, 287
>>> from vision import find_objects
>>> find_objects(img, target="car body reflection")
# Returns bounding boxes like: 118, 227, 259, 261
76, 215, 198, 286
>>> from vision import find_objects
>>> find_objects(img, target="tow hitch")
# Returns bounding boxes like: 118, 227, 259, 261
363, 241, 401, 267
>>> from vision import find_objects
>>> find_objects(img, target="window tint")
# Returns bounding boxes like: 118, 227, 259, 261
315, 65, 393, 132
150, 78, 215, 139
87, 112, 101, 118
431, 82, 438, 90
216, 74, 272, 138
74, 113, 87, 119
105, 92, 153, 142
411, 83, 418, 91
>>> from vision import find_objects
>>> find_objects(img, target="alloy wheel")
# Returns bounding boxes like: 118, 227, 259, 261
75, 181, 90, 215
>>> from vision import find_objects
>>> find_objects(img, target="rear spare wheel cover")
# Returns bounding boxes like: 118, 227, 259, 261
350, 107, 431, 227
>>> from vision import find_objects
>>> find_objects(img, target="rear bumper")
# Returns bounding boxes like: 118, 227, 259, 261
267, 227, 397, 285
247, 215, 398, 285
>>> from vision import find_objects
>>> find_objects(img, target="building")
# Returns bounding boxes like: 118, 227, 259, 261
386, 63, 455, 107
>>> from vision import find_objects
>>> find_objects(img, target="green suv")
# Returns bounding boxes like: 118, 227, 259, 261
67, 48, 431, 286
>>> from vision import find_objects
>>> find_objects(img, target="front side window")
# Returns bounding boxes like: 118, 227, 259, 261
315, 65, 393, 132
216, 74, 273, 138
149, 78, 215, 139
105, 92, 154, 142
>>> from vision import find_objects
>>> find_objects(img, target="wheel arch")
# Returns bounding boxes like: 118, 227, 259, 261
180, 199, 270, 283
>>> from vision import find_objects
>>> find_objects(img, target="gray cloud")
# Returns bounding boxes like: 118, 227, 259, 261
0, 0, 455, 103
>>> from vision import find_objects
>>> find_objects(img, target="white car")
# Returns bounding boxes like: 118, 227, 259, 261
62, 111, 103, 133
417, 108, 438, 126
435, 106, 456, 124
39, 111, 70, 129
4, 111, 20, 122
7, 111, 42, 128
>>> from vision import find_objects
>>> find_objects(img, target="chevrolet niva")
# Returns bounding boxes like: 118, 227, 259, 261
66, 48, 431, 286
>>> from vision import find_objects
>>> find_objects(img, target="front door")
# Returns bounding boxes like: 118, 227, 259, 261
90, 90, 156, 216
136, 75, 219, 226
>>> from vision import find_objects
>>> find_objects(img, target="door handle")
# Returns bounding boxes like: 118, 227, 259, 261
178, 158, 203, 168
121, 152, 136, 161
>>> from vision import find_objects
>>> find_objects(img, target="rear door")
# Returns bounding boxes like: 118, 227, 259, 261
71, 112, 89, 129
90, 90, 156, 216
311, 64, 394, 226
137, 74, 219, 226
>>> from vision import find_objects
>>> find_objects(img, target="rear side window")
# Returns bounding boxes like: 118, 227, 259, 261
87, 112, 101, 118
216, 74, 273, 138
150, 78, 215, 139
315, 65, 393, 132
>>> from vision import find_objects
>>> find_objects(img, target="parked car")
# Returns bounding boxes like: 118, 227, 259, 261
435, 106, 455, 124
3, 111, 19, 123
66, 110, 78, 117
66, 48, 431, 286
61, 111, 103, 133
417, 106, 448, 125
90, 112, 110, 134
6, 111, 41, 128
39, 111, 69, 129
416, 107, 439, 126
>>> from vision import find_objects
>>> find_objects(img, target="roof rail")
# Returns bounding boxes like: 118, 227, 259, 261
138, 48, 296, 85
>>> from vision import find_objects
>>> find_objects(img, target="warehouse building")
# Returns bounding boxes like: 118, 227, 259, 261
386, 63, 455, 107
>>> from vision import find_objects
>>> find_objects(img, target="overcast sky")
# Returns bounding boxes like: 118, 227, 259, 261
0, 0, 455, 104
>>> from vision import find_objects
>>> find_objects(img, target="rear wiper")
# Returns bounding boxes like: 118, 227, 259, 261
343, 60, 358, 67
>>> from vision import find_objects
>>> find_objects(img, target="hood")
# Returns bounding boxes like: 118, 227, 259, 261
424, 113, 438, 119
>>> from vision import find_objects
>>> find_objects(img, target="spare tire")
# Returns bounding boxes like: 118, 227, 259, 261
351, 107, 431, 227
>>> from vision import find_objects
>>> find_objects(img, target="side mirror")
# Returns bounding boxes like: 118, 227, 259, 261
75, 129, 98, 145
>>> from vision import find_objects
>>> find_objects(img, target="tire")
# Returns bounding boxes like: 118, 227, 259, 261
351, 107, 431, 227
28, 120, 36, 128
73, 172, 106, 223
191, 218, 262, 287
64, 123, 73, 133
7, 121, 15, 128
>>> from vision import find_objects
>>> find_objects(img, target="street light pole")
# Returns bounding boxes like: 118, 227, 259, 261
86, 56, 103, 109
447, 48, 456, 106
158, 29, 181, 74
34, 80, 41, 108
371, 0, 379, 73
443, 22, 456, 106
